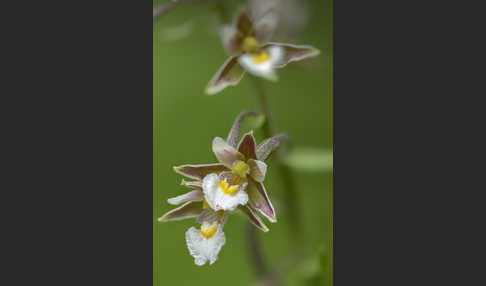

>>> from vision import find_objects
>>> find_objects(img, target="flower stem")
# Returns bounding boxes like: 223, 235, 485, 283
249, 76, 301, 240
246, 222, 267, 277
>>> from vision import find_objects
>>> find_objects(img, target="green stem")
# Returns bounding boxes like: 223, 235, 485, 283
249, 76, 300, 240
246, 222, 267, 277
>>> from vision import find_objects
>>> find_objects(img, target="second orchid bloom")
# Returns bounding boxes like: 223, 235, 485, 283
158, 111, 288, 266
206, 7, 320, 95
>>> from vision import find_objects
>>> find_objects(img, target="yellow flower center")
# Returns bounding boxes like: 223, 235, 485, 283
200, 221, 217, 239
231, 160, 249, 178
251, 50, 271, 64
219, 179, 239, 195
243, 36, 259, 53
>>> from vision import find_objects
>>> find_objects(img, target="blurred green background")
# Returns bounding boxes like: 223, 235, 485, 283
154, 0, 332, 285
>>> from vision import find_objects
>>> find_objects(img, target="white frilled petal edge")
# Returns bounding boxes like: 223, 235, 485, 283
185, 225, 226, 266
202, 173, 248, 211
237, 45, 284, 80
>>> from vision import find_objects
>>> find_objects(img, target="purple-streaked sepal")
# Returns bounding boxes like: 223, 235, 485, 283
239, 205, 269, 232
237, 132, 257, 160
247, 159, 267, 183
158, 201, 203, 222
212, 137, 245, 167
256, 134, 289, 161
235, 8, 253, 37
174, 163, 229, 180
226, 110, 259, 148
205, 56, 246, 95
167, 190, 203, 205
265, 43, 320, 68
247, 178, 276, 222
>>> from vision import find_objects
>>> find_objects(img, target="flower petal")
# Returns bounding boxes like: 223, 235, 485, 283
247, 179, 276, 222
238, 205, 269, 232
186, 225, 226, 266
234, 8, 253, 37
212, 137, 245, 168
205, 56, 246, 95
167, 190, 203, 205
265, 43, 320, 68
238, 46, 283, 80
158, 201, 203, 222
174, 163, 229, 180
220, 24, 242, 56
181, 179, 202, 189
237, 132, 257, 160
226, 110, 259, 148
203, 173, 249, 211
252, 5, 278, 43
256, 134, 289, 161
247, 159, 267, 182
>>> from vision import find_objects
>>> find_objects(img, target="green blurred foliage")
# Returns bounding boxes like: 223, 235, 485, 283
154, 0, 332, 285
284, 148, 333, 172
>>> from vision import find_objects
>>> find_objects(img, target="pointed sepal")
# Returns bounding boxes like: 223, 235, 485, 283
247, 179, 276, 222
158, 201, 204, 222
226, 110, 259, 148
205, 56, 246, 95
266, 43, 320, 68
239, 205, 269, 232
256, 134, 289, 161
174, 163, 229, 180
237, 132, 258, 160
234, 8, 253, 37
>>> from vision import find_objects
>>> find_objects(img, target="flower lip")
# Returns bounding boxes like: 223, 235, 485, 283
186, 223, 226, 266
200, 221, 218, 239
202, 173, 248, 211
238, 45, 283, 80
251, 50, 271, 63
219, 179, 239, 195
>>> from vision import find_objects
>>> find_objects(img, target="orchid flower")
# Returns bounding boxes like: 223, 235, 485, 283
174, 111, 287, 223
158, 111, 288, 265
158, 178, 228, 266
205, 7, 320, 95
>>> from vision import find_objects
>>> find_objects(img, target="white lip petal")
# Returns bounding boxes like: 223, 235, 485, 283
202, 173, 249, 211
268, 45, 284, 64
185, 225, 226, 266
238, 54, 275, 80
237, 46, 284, 80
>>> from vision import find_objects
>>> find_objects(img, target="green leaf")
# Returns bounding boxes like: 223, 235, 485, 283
284, 148, 333, 172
